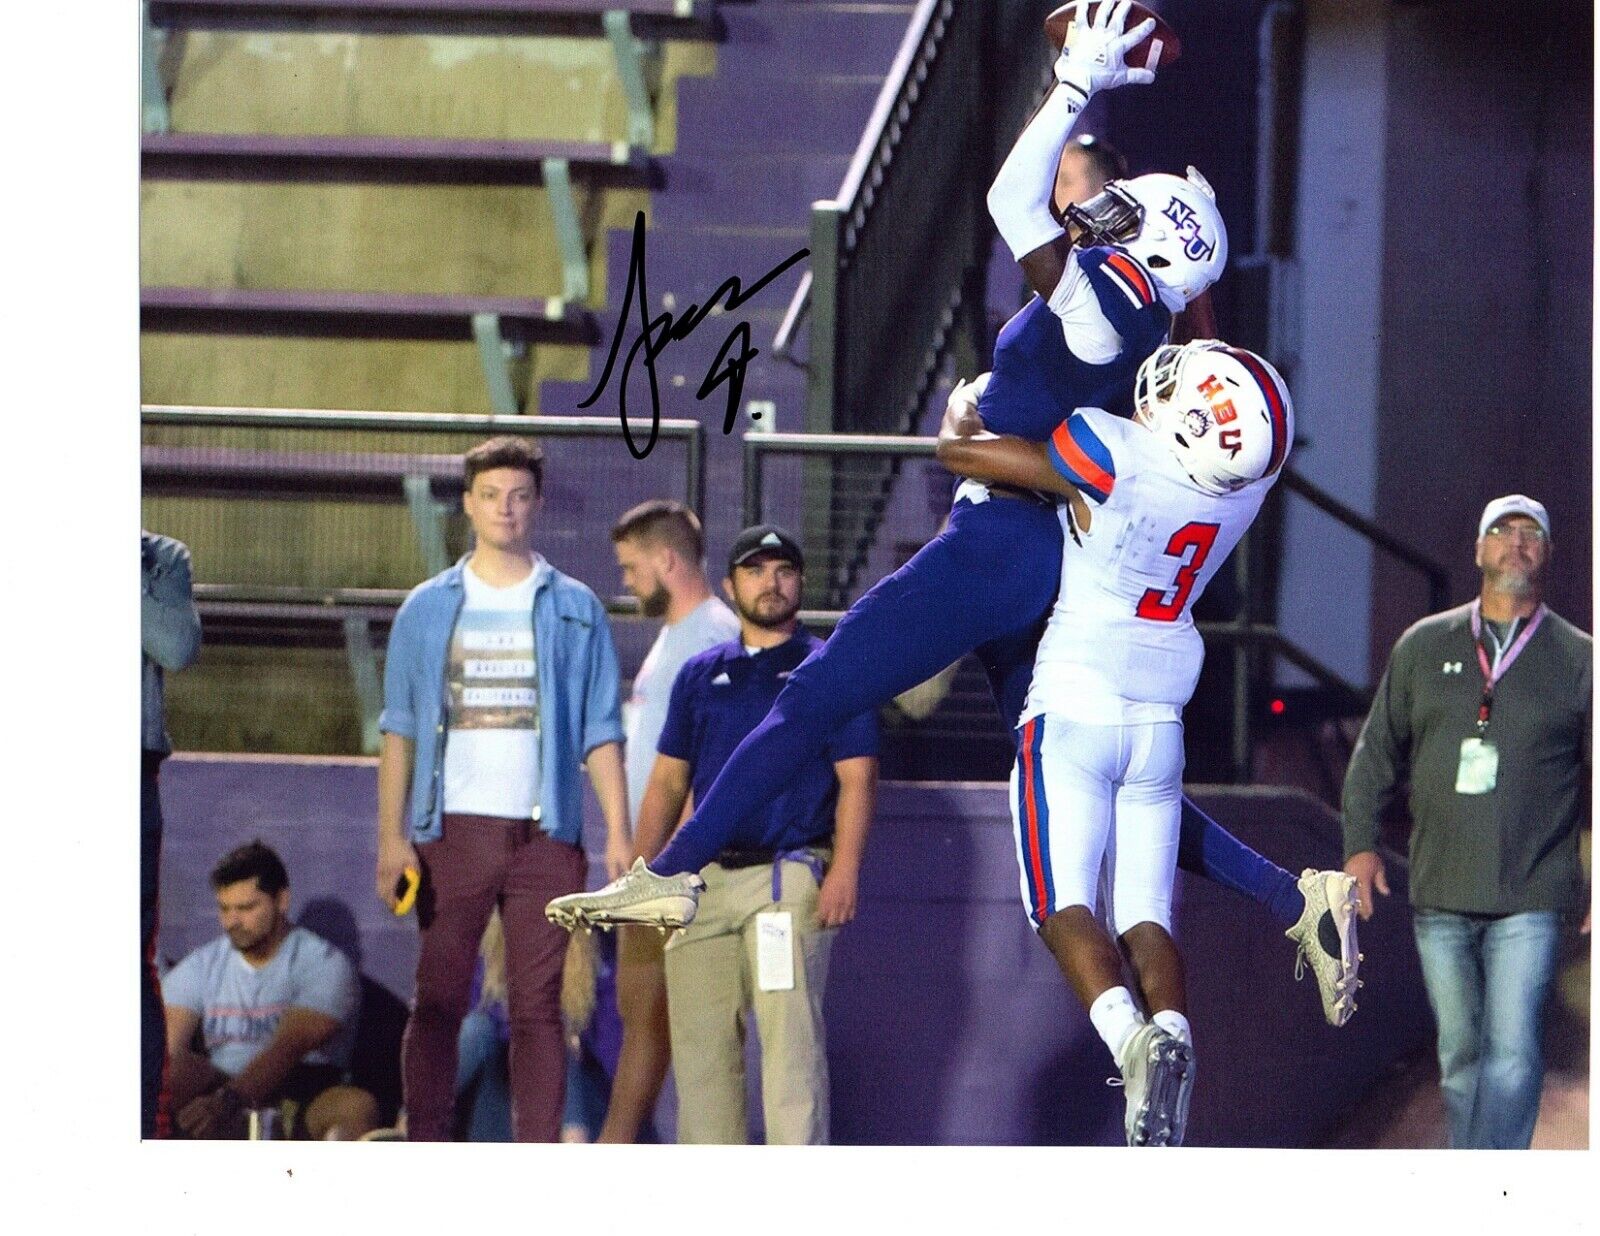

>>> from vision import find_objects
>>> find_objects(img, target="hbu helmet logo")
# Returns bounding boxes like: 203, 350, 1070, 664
1163, 197, 1215, 262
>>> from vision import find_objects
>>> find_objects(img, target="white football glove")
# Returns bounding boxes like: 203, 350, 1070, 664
1054, 0, 1159, 98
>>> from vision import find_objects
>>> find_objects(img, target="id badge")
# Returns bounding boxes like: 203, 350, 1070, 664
1455, 737, 1499, 795
755, 911, 795, 991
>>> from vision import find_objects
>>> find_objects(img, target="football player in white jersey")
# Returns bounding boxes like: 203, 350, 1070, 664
939, 339, 1293, 1146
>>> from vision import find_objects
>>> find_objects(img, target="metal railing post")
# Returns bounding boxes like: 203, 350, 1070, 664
141, 1, 171, 135
742, 436, 763, 529
685, 421, 705, 526
342, 616, 384, 755
804, 203, 843, 434
1232, 530, 1254, 783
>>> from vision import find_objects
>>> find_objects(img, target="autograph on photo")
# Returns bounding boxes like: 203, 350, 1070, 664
579, 211, 808, 459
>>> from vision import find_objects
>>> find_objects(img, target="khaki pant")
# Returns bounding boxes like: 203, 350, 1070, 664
664, 855, 834, 1144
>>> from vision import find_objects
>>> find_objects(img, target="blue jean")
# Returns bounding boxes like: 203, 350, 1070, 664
1412, 908, 1561, 1149
454, 1007, 513, 1142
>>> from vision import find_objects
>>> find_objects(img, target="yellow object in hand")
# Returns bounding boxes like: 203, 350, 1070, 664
393, 867, 420, 916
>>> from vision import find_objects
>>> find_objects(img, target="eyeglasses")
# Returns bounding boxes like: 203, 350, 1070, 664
1485, 524, 1547, 543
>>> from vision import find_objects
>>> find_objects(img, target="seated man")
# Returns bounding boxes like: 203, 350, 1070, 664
162, 841, 380, 1140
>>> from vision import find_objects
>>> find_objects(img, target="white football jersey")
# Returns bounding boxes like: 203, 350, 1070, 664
1023, 407, 1275, 725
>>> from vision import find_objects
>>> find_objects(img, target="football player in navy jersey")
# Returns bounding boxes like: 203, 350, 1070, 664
549, 1, 1360, 1028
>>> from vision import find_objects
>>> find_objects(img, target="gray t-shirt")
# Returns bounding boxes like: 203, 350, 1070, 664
624, 597, 741, 814
162, 926, 361, 1075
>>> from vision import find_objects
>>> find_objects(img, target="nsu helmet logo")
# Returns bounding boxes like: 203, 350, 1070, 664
1162, 196, 1216, 263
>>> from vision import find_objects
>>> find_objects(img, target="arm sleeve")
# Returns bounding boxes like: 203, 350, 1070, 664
655, 660, 701, 762
986, 84, 1088, 262
580, 599, 626, 758
377, 595, 419, 739
1340, 638, 1416, 858
1046, 410, 1119, 505
141, 536, 202, 672
826, 705, 881, 763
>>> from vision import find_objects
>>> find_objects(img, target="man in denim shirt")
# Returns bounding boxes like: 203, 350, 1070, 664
142, 529, 201, 1137
375, 436, 629, 1141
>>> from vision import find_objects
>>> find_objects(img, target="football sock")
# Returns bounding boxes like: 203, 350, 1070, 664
1176, 796, 1303, 928
1152, 1009, 1192, 1046
1090, 987, 1145, 1059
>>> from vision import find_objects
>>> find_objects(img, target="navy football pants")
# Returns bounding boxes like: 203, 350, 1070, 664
653, 496, 1302, 928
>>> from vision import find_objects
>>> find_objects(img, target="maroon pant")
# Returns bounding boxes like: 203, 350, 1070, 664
401, 814, 586, 1142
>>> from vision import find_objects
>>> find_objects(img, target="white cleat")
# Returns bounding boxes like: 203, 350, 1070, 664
1286, 868, 1364, 1027
545, 858, 704, 933
1116, 1022, 1195, 1147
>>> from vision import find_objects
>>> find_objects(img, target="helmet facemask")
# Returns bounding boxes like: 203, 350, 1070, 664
1064, 182, 1145, 251
1133, 343, 1189, 432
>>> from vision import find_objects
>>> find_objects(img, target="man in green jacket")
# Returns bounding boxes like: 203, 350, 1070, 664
1342, 494, 1591, 1148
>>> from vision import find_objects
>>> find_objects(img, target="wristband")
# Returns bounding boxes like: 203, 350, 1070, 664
1051, 46, 1095, 100
1053, 68, 1093, 103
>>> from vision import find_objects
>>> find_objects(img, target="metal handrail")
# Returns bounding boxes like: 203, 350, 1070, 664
832, 0, 946, 234
742, 431, 936, 528
771, 0, 946, 367
1279, 468, 1450, 611
770, 270, 811, 366
141, 404, 706, 517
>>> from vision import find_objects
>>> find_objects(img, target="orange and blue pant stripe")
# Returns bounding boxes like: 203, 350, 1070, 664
1016, 717, 1055, 926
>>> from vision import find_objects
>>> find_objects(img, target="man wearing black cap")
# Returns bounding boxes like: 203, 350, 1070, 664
552, 526, 878, 1142
1342, 494, 1591, 1148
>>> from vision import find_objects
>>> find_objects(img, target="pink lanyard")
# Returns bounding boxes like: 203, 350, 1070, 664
1468, 600, 1546, 735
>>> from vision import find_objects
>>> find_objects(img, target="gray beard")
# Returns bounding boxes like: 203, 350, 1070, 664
1491, 568, 1535, 598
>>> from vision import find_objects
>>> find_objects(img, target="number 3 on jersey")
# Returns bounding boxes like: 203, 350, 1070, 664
1136, 521, 1222, 623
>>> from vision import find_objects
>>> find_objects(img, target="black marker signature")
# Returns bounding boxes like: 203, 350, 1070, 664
578, 211, 808, 459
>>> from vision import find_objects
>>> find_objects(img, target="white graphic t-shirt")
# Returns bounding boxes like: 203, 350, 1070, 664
442, 558, 545, 819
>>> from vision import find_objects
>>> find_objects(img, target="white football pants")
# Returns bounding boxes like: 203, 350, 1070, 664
1009, 714, 1185, 935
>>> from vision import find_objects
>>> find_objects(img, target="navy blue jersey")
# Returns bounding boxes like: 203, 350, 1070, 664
657, 629, 879, 856
977, 246, 1171, 441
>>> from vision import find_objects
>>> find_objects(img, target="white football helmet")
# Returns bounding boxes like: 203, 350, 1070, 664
1133, 340, 1293, 495
1064, 166, 1228, 308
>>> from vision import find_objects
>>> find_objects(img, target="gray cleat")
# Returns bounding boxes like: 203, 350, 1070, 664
545, 858, 704, 933
1286, 868, 1363, 1027
1116, 1022, 1196, 1147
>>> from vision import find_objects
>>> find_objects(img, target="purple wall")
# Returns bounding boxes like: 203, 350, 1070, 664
158, 754, 1429, 1146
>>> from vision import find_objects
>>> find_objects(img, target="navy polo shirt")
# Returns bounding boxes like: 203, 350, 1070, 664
657, 629, 879, 854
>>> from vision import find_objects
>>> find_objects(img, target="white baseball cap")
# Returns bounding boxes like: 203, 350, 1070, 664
1478, 494, 1550, 540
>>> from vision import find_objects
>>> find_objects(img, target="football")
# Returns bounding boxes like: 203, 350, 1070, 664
1044, 2, 1182, 70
